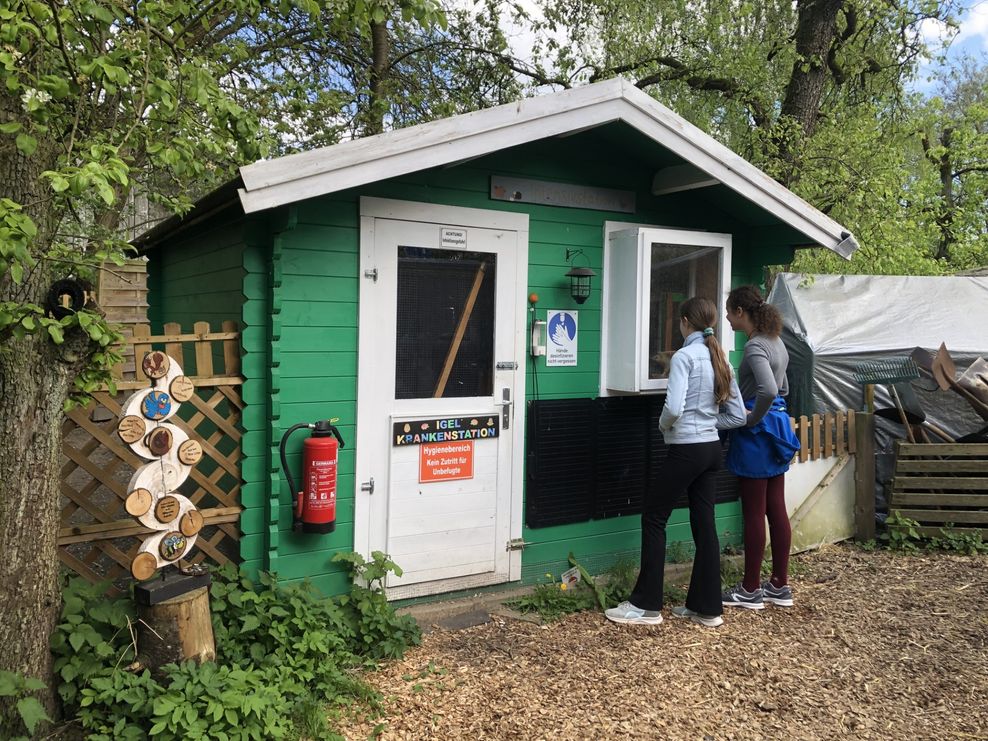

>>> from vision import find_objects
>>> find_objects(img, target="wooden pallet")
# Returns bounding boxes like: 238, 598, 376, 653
889, 442, 988, 537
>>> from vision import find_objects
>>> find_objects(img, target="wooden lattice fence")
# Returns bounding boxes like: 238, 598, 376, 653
60, 321, 243, 589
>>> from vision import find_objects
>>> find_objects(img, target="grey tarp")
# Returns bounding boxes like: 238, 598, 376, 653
768, 273, 988, 512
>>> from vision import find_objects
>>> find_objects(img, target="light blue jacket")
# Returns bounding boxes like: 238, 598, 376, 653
659, 332, 747, 444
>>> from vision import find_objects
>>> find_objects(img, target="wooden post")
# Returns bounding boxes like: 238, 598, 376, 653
434, 263, 486, 398
137, 587, 215, 671
853, 412, 876, 541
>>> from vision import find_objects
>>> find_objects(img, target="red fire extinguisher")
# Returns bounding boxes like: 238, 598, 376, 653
279, 420, 345, 534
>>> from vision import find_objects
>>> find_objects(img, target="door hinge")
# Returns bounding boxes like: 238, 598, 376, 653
506, 538, 529, 551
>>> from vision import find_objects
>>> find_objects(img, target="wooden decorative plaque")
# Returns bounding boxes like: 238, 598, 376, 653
118, 415, 146, 444
155, 495, 180, 523
142, 351, 171, 379
125, 488, 153, 517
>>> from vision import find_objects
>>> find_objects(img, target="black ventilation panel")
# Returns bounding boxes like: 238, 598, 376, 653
524, 399, 595, 528
526, 396, 740, 528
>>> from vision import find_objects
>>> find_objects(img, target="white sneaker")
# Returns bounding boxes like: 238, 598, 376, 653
670, 606, 723, 628
604, 601, 663, 625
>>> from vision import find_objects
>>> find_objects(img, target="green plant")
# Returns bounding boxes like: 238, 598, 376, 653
150, 662, 292, 740
333, 551, 422, 659
50, 576, 138, 707
0, 670, 51, 740
53, 557, 420, 739
666, 541, 693, 564
596, 557, 639, 608
506, 556, 643, 621
886, 510, 922, 551
928, 526, 988, 555
720, 557, 744, 589
506, 573, 599, 622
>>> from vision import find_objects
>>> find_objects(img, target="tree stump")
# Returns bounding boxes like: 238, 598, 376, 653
136, 586, 215, 671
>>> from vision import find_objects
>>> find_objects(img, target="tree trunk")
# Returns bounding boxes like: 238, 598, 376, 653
360, 19, 390, 137
137, 588, 216, 676
0, 332, 74, 723
935, 127, 955, 261
0, 92, 75, 727
781, 0, 844, 138
773, 0, 844, 182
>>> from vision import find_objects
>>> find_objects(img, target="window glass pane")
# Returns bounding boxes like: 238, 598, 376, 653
647, 243, 720, 380
395, 246, 496, 399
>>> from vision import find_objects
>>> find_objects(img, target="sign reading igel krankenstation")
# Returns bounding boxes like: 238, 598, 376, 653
393, 415, 499, 446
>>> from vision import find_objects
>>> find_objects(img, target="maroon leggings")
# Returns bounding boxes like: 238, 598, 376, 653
739, 475, 790, 591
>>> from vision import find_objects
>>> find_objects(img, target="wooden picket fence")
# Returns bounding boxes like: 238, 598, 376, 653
60, 321, 243, 590
790, 410, 857, 462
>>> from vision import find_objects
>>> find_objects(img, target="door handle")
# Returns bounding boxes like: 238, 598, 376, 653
360, 477, 375, 495
498, 388, 512, 430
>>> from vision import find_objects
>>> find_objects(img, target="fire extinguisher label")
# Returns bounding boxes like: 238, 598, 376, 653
306, 459, 336, 508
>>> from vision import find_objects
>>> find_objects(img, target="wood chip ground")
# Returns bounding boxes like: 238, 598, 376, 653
339, 544, 988, 740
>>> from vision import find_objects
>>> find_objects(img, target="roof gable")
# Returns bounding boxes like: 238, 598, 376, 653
238, 78, 857, 258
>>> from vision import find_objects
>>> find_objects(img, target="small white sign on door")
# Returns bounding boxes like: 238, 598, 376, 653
441, 227, 467, 249
546, 310, 577, 366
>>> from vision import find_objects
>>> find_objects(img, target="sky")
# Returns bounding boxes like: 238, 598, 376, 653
912, 0, 988, 91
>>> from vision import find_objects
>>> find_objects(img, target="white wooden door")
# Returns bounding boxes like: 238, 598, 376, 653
355, 198, 528, 599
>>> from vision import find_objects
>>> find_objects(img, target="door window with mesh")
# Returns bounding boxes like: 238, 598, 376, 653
395, 246, 496, 399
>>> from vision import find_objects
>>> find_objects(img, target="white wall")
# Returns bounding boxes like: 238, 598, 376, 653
782, 456, 857, 553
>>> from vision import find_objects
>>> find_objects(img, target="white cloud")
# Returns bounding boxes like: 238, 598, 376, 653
954, 0, 988, 49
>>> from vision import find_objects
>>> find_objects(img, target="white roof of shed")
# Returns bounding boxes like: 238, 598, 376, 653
238, 78, 857, 258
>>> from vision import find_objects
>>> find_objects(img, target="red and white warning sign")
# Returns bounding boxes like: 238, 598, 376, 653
419, 441, 474, 483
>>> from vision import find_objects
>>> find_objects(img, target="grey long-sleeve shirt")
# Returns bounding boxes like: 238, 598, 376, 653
738, 334, 790, 426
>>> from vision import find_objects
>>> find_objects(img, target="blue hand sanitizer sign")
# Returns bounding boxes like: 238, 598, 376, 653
546, 310, 577, 366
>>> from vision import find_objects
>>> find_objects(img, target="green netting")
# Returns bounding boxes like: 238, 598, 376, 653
852, 358, 919, 385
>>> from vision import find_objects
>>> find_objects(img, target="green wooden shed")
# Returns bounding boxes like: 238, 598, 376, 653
136, 78, 857, 599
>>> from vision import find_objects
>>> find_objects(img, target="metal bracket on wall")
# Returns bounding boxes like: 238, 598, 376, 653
506, 538, 529, 551
364, 268, 378, 282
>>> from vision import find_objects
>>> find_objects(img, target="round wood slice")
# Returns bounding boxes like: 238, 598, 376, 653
141, 390, 172, 421
159, 531, 187, 561
145, 427, 174, 457
131, 552, 158, 581
142, 351, 171, 379
125, 488, 154, 517
169, 375, 195, 402
117, 415, 146, 444
155, 495, 181, 523
180, 509, 204, 537
177, 439, 203, 466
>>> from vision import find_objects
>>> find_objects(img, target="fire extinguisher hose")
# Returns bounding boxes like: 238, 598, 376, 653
279, 422, 313, 532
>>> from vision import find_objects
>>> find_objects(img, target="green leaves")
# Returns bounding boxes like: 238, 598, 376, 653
0, 670, 52, 738
52, 562, 419, 740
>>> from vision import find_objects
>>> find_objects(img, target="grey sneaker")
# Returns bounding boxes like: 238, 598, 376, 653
670, 606, 723, 628
721, 583, 765, 610
604, 601, 663, 625
761, 580, 794, 607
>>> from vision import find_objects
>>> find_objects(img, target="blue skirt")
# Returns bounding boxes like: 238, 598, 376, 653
726, 397, 800, 479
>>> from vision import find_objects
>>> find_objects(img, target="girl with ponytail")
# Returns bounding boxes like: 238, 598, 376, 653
605, 297, 746, 629
722, 285, 800, 611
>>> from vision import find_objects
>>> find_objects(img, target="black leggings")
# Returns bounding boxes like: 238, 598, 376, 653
629, 440, 723, 616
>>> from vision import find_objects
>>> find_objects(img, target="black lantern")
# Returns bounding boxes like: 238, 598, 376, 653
565, 249, 596, 305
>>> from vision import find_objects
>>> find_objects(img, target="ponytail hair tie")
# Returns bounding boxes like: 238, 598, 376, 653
702, 327, 714, 337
